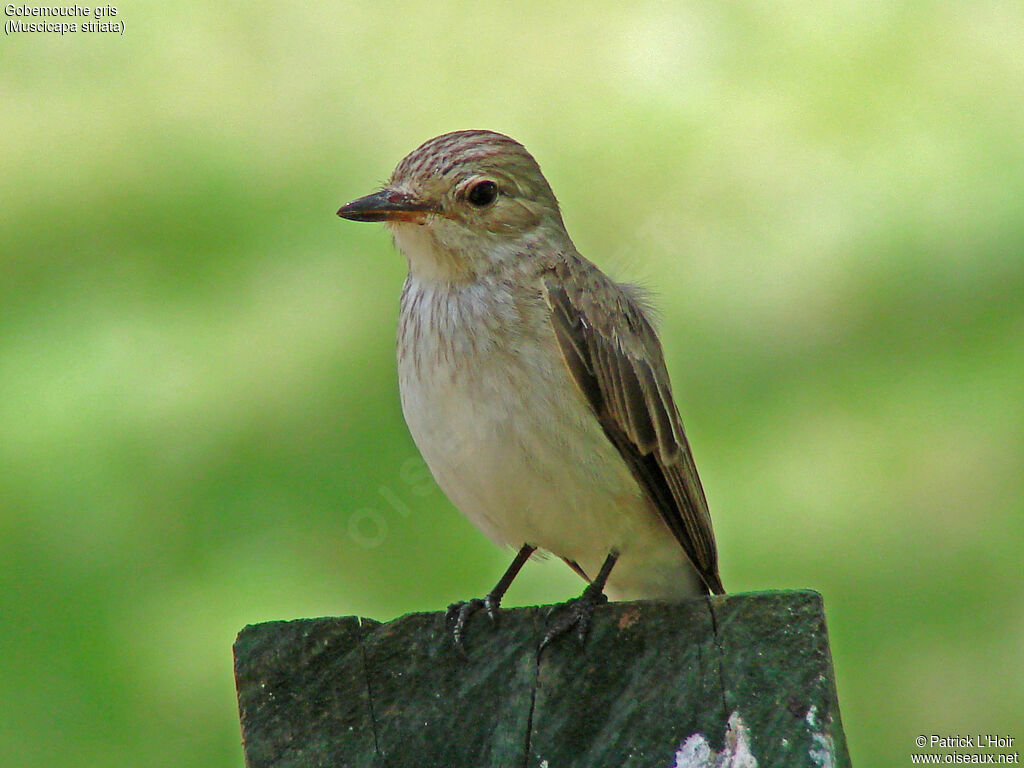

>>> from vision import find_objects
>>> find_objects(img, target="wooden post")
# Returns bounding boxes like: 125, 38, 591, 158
234, 590, 851, 767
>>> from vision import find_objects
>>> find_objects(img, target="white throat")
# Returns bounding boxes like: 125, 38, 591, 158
390, 222, 469, 284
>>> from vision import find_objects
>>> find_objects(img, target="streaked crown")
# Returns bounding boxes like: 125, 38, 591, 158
389, 130, 562, 218
392, 130, 539, 183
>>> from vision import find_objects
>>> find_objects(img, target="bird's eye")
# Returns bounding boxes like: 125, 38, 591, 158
466, 180, 499, 207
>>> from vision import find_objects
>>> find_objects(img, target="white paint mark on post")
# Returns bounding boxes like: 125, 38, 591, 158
671, 711, 758, 768
805, 705, 837, 768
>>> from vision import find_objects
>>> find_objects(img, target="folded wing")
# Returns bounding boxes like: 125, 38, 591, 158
543, 259, 724, 595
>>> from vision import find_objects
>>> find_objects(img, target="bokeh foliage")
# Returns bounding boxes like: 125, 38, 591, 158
2, 3, 1022, 766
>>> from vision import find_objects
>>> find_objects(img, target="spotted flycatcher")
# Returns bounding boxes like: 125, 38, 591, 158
338, 130, 724, 648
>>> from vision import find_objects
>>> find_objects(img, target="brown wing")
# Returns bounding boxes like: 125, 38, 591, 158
543, 259, 724, 595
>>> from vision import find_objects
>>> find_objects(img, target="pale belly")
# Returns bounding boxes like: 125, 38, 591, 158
397, 284, 703, 600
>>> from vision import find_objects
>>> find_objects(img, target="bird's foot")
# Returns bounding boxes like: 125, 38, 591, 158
540, 582, 609, 650
445, 593, 502, 653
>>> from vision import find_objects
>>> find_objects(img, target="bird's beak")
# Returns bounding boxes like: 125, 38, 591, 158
337, 189, 439, 223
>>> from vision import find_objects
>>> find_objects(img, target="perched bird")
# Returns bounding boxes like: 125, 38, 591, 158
337, 130, 723, 649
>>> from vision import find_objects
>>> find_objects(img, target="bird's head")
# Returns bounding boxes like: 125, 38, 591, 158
338, 130, 570, 282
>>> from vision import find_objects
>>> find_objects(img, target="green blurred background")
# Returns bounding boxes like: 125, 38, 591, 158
2, 3, 1022, 766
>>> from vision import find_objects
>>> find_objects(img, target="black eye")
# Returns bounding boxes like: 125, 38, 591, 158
467, 180, 499, 207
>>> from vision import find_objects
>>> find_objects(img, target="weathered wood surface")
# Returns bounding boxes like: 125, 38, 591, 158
234, 590, 850, 768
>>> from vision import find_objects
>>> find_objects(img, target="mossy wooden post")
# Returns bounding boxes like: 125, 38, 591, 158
234, 589, 851, 767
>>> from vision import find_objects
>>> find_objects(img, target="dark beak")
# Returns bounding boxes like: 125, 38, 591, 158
336, 189, 438, 223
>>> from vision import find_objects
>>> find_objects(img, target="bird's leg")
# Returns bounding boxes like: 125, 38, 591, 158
541, 549, 619, 650
446, 543, 536, 651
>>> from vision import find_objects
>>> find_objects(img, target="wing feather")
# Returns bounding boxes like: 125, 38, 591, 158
543, 261, 724, 595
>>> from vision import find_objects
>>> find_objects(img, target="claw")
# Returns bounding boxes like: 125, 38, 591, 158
484, 593, 501, 621
540, 550, 617, 651
443, 544, 536, 653
540, 586, 608, 650
446, 598, 487, 652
